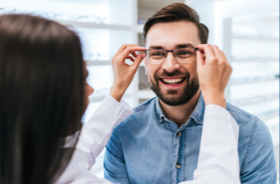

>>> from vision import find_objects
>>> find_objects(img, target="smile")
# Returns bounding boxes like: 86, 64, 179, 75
160, 77, 186, 85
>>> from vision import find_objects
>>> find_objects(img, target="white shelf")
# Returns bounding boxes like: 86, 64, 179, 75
86, 60, 111, 66
57, 20, 132, 30
232, 35, 278, 41
265, 116, 280, 146
257, 109, 279, 122
231, 93, 279, 106
271, 130, 280, 147
266, 118, 279, 130
232, 58, 279, 62
231, 77, 279, 85
269, 127, 280, 147
138, 90, 155, 99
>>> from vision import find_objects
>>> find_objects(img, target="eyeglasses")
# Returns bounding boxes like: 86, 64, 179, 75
0, 7, 16, 14
144, 47, 201, 65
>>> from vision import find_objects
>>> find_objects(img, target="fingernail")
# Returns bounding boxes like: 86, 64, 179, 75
142, 53, 146, 58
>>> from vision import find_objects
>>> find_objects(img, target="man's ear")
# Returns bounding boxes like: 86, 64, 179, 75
143, 57, 148, 75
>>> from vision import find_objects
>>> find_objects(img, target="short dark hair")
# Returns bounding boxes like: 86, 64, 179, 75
0, 14, 84, 184
143, 3, 209, 44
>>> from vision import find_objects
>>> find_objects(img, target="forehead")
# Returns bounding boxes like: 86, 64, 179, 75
146, 21, 201, 49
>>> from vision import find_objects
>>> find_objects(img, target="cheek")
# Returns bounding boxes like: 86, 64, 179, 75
182, 64, 197, 77
147, 65, 159, 82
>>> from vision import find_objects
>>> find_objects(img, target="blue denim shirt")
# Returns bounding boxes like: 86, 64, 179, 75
104, 94, 276, 184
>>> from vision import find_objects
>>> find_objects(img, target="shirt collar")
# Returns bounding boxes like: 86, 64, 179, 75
155, 98, 169, 123
190, 93, 205, 125
155, 93, 205, 125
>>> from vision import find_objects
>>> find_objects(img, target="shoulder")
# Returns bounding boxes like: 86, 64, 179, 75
226, 102, 259, 122
225, 102, 272, 146
225, 102, 273, 157
226, 102, 263, 130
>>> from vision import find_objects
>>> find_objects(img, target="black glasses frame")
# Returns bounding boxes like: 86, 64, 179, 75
144, 47, 202, 58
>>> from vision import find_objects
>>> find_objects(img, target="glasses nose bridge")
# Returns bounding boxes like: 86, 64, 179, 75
163, 49, 179, 66
165, 50, 176, 58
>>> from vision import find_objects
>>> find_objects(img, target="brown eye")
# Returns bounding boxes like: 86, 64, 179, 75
175, 49, 193, 58
151, 51, 165, 56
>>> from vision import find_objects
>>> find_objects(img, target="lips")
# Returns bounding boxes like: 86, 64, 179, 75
160, 77, 186, 85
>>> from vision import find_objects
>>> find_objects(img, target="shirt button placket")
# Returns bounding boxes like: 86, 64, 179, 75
173, 130, 181, 184
175, 131, 183, 183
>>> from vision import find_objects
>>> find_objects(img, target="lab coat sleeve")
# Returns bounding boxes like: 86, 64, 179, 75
55, 94, 133, 184
179, 104, 240, 184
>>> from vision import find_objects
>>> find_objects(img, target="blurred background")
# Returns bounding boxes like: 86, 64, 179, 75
1, 0, 279, 180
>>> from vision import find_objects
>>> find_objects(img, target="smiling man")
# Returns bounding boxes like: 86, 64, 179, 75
104, 3, 276, 184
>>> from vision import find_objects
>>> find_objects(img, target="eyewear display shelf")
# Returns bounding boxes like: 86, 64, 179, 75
1, 0, 139, 109
224, 17, 279, 150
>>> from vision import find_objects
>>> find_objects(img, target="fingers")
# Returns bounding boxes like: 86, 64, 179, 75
112, 44, 146, 67
212, 45, 230, 67
220, 50, 229, 65
126, 52, 139, 61
126, 56, 135, 62
115, 44, 139, 56
116, 46, 146, 63
132, 53, 145, 68
130, 51, 138, 58
212, 45, 223, 62
196, 49, 205, 68
196, 44, 231, 69
196, 44, 216, 63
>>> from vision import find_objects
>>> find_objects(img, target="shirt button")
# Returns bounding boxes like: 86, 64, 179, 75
177, 131, 182, 137
176, 163, 181, 169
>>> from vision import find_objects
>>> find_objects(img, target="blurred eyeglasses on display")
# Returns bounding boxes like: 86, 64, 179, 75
0, 8, 107, 24
84, 53, 110, 61
31, 11, 107, 24
0, 7, 16, 14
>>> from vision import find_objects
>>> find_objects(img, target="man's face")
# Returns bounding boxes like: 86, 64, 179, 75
144, 21, 200, 106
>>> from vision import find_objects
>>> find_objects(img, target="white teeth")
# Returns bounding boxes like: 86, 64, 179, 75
162, 78, 184, 84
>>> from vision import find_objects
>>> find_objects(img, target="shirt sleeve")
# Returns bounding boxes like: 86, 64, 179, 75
179, 104, 241, 184
55, 94, 133, 184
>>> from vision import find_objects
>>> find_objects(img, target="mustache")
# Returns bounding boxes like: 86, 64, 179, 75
154, 70, 190, 78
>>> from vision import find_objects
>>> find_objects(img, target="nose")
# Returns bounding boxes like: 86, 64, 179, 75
87, 83, 94, 97
161, 52, 180, 73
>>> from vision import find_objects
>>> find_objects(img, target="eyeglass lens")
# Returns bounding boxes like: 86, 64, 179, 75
147, 47, 197, 64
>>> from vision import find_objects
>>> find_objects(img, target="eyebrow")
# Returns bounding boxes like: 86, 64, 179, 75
176, 43, 195, 49
149, 43, 195, 50
149, 45, 164, 49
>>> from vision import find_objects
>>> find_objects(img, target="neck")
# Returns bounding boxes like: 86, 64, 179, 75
159, 90, 201, 126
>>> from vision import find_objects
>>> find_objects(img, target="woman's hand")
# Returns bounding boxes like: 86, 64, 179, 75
110, 44, 146, 102
196, 44, 232, 108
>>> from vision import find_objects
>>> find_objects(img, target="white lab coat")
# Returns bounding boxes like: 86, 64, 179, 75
56, 95, 240, 184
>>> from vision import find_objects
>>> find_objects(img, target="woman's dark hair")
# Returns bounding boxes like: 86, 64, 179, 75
143, 3, 209, 44
0, 14, 85, 184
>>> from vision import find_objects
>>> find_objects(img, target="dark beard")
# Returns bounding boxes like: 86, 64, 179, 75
150, 70, 199, 106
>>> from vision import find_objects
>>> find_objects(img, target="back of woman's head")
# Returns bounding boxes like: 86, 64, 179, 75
0, 14, 85, 184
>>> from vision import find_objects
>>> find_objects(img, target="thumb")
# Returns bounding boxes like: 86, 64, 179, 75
132, 52, 145, 68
